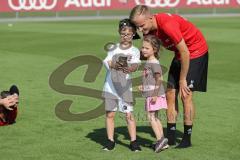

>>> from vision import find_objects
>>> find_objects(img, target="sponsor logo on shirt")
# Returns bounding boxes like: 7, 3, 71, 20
165, 43, 175, 49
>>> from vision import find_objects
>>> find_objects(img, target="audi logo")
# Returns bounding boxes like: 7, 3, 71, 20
135, 0, 180, 7
8, 0, 58, 11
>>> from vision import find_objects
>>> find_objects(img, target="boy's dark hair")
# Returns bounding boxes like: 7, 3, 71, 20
0, 91, 11, 115
119, 18, 140, 40
0, 91, 11, 99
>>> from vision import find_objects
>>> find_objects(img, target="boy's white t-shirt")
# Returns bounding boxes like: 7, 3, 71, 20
102, 43, 140, 99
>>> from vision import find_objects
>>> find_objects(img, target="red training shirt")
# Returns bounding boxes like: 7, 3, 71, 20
150, 13, 208, 60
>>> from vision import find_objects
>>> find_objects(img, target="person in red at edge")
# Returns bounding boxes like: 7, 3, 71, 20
0, 85, 19, 126
130, 5, 208, 148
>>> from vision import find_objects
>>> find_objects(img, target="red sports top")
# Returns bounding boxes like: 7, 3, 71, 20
150, 13, 208, 60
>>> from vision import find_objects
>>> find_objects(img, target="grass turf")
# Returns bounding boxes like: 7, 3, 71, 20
0, 17, 240, 160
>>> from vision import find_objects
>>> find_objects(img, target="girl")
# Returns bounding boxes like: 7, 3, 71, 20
102, 19, 141, 152
139, 35, 168, 153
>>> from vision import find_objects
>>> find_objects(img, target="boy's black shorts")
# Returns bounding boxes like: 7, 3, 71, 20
167, 52, 208, 92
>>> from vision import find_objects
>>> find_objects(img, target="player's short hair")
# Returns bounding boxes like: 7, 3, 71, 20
129, 5, 150, 22
143, 35, 161, 59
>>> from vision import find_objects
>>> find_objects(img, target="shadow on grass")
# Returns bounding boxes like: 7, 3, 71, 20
86, 126, 183, 149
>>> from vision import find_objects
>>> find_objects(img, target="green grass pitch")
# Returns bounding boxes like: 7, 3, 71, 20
0, 17, 240, 160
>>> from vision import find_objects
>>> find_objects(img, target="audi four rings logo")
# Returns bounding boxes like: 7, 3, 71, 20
8, 0, 58, 11
135, 0, 180, 7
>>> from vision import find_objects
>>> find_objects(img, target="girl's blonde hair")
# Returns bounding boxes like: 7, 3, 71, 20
143, 35, 161, 59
